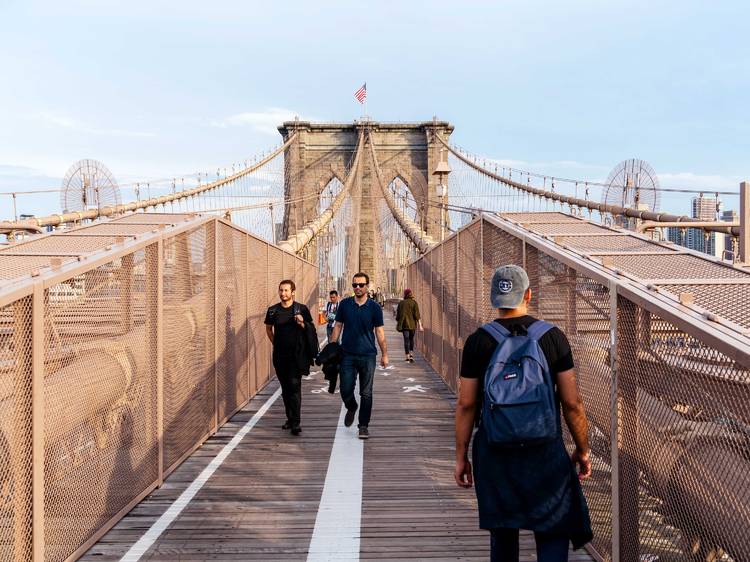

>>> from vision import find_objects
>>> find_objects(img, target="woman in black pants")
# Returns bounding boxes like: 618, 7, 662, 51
396, 288, 422, 362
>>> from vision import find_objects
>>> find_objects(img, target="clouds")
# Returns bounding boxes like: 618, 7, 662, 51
30, 112, 156, 138
210, 108, 312, 135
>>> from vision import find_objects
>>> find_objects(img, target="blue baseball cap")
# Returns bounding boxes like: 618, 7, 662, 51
490, 265, 530, 309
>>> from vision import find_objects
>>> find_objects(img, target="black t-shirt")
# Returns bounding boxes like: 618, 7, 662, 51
460, 316, 574, 406
264, 302, 313, 368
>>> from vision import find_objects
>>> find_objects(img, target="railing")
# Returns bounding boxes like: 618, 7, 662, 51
0, 216, 318, 561
409, 213, 750, 562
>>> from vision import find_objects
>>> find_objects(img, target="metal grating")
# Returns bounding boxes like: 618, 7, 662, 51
163, 225, 215, 471
43, 248, 159, 562
617, 303, 750, 561
608, 254, 750, 281
501, 211, 582, 223
0, 235, 122, 255
247, 237, 268, 396
527, 222, 615, 235
558, 235, 678, 254
0, 298, 34, 561
442, 236, 458, 392
0, 256, 75, 281
68, 223, 159, 236
658, 283, 750, 331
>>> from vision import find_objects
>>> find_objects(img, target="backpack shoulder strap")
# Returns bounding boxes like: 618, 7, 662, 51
526, 320, 554, 341
480, 321, 511, 343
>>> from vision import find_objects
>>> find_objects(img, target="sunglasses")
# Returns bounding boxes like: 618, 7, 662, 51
352, 283, 367, 288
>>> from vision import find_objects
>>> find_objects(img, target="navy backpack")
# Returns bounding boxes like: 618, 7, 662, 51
480, 320, 558, 447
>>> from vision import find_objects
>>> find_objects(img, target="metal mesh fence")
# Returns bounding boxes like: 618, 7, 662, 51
163, 224, 215, 473
408, 213, 750, 562
43, 248, 159, 562
0, 297, 34, 561
0, 214, 317, 561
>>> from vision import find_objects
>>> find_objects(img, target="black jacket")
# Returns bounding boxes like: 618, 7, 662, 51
316, 342, 343, 388
298, 303, 320, 366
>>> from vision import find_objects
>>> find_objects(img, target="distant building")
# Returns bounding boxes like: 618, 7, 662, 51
667, 195, 726, 258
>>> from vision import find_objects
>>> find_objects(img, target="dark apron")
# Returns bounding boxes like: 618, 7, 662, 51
472, 424, 593, 549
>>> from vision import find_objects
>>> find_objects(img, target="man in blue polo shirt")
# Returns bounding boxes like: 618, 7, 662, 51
329, 272, 388, 439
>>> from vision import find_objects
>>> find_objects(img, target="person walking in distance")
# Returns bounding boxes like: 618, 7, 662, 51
396, 288, 422, 362
264, 279, 315, 436
329, 272, 388, 439
455, 265, 592, 561
324, 290, 339, 342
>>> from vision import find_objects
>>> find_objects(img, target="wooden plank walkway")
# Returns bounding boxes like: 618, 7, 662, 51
82, 316, 594, 561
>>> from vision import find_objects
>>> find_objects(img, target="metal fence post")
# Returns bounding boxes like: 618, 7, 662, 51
740, 181, 749, 264
149, 240, 164, 485
213, 220, 219, 434
32, 283, 44, 561
479, 216, 485, 322
609, 280, 620, 562
246, 236, 251, 401
616, 295, 641, 561
455, 230, 461, 387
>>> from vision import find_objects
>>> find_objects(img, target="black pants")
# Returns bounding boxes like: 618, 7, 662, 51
402, 329, 415, 354
276, 366, 304, 427
490, 528, 569, 562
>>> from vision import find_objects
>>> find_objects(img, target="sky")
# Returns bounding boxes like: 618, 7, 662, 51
1, 0, 749, 218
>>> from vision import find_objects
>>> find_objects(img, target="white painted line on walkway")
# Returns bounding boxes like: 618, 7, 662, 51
307, 403, 364, 561
120, 386, 283, 562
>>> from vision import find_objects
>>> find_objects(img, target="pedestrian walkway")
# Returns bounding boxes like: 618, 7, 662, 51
82, 316, 593, 561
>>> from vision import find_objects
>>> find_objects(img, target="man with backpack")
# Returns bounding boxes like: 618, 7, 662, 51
454, 265, 592, 562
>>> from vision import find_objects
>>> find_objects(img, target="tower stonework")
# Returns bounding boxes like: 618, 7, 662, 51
278, 120, 453, 285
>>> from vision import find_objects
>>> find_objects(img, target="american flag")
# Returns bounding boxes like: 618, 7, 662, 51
354, 83, 367, 104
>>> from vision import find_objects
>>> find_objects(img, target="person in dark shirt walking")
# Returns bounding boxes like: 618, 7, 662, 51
329, 272, 388, 439
264, 279, 315, 436
455, 265, 592, 562
324, 290, 339, 342
396, 288, 422, 362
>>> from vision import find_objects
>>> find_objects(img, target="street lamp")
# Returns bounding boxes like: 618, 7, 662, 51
432, 148, 451, 241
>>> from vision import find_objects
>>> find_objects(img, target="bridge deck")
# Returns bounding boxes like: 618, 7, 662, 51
82, 317, 593, 561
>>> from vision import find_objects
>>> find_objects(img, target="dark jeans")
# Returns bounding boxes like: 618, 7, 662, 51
339, 353, 376, 427
402, 329, 415, 354
326, 324, 335, 342
275, 366, 304, 427
490, 528, 569, 562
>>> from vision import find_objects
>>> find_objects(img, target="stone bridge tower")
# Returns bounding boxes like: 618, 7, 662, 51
277, 119, 454, 284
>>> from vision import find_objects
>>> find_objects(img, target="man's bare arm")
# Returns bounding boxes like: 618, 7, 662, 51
375, 326, 388, 366
329, 321, 343, 343
558, 368, 592, 478
455, 377, 478, 487
265, 325, 274, 344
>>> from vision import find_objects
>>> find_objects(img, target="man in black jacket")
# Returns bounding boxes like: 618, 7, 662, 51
264, 279, 315, 435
